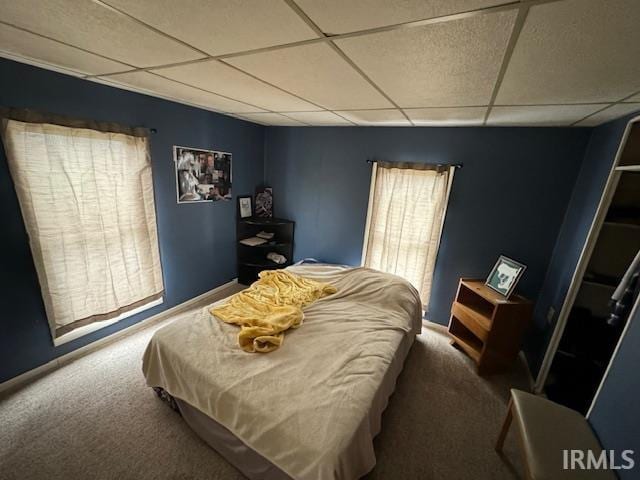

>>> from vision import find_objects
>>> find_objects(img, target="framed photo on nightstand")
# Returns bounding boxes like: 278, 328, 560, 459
485, 255, 526, 298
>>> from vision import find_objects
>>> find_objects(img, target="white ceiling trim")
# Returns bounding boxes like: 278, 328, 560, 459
487, 104, 607, 126
575, 103, 640, 127
90, 76, 261, 118
0, 20, 136, 71
237, 112, 308, 126
0, 49, 85, 78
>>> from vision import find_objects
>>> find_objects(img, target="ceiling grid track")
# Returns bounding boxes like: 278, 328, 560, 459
82, 0, 566, 75
329, 110, 358, 125
327, 42, 414, 125
281, 0, 362, 126
273, 112, 312, 126
570, 88, 640, 126
212, 0, 563, 62
482, 5, 530, 125
86, 0, 345, 122
0, 0, 637, 126
94, 0, 209, 58
0, 19, 138, 71
146, 70, 267, 113
284, 0, 414, 125
215, 59, 331, 112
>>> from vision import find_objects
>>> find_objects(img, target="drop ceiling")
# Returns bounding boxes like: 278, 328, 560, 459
0, 0, 639, 127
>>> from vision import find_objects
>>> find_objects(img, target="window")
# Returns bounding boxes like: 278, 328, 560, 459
1, 114, 164, 342
362, 162, 453, 309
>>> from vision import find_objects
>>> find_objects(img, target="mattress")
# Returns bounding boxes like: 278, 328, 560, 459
175, 396, 292, 480
142, 265, 422, 480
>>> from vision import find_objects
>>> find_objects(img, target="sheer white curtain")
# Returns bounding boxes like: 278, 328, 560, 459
1, 117, 164, 339
362, 162, 452, 307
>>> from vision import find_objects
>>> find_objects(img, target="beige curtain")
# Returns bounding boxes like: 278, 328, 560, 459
362, 162, 452, 307
1, 116, 164, 339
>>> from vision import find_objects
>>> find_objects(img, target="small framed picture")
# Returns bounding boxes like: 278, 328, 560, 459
485, 255, 526, 298
255, 186, 273, 218
238, 195, 253, 218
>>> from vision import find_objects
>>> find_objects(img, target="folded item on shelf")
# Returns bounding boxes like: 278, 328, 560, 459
267, 252, 287, 264
256, 231, 275, 240
239, 236, 267, 246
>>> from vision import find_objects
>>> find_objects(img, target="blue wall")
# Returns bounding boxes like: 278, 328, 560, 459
2, 58, 638, 464
526, 117, 633, 374
264, 126, 591, 325
0, 59, 265, 383
590, 307, 640, 479
521, 111, 640, 475
265, 120, 640, 467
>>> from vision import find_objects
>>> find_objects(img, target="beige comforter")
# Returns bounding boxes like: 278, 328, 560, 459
142, 265, 422, 480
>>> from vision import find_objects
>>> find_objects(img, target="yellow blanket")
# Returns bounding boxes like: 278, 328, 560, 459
211, 269, 337, 352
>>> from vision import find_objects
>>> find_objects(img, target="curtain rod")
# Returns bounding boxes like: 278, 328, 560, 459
0, 106, 157, 136
366, 159, 463, 168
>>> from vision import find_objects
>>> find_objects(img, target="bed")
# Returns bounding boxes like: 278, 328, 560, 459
142, 264, 422, 480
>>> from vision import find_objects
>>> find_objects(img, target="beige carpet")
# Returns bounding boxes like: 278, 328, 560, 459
0, 298, 528, 480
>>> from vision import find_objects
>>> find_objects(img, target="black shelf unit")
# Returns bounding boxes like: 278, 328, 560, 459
237, 217, 294, 285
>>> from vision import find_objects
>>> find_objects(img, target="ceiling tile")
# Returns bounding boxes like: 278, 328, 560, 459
152, 60, 319, 112
237, 113, 306, 126
296, 0, 511, 34
576, 104, 640, 127
0, 23, 128, 75
104, 0, 318, 56
226, 43, 393, 110
496, 0, 640, 105
487, 105, 605, 126
284, 111, 353, 125
0, 0, 203, 67
102, 71, 264, 113
335, 109, 410, 126
406, 107, 487, 126
336, 10, 517, 107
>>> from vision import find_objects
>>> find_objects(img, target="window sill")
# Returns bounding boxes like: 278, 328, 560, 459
53, 297, 164, 347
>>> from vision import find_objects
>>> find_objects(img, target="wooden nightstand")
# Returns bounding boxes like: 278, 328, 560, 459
448, 278, 532, 375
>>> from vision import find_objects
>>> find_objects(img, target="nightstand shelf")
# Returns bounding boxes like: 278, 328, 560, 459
448, 279, 532, 375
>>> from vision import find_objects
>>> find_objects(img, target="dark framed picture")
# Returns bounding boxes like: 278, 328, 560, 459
238, 195, 253, 218
255, 186, 273, 218
485, 255, 526, 298
174, 146, 232, 204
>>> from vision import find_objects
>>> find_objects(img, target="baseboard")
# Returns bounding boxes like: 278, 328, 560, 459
0, 279, 239, 396
422, 319, 448, 333
423, 320, 536, 392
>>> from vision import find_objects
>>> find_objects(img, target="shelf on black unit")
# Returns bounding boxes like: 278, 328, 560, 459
238, 241, 289, 248
240, 259, 291, 268
239, 217, 293, 226
236, 215, 294, 285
